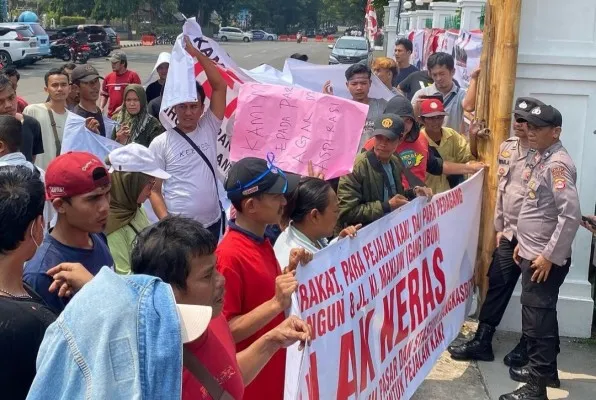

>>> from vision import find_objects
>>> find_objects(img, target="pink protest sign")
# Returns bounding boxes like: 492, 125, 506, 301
230, 83, 368, 179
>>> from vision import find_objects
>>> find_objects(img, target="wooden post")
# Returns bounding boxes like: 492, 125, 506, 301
474, 0, 523, 306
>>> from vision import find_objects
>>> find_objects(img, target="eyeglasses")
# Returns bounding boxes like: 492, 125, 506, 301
227, 153, 288, 196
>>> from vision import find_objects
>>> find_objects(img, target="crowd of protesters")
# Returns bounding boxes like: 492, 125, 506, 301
0, 35, 593, 400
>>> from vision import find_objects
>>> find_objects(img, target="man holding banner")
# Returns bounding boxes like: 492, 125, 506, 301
148, 37, 227, 239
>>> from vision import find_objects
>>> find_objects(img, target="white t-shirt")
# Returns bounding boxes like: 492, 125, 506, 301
149, 109, 223, 227
23, 103, 69, 171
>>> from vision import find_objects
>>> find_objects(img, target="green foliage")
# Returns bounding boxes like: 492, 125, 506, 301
60, 16, 86, 26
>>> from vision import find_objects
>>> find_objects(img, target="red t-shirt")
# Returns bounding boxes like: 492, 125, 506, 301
101, 70, 141, 117
363, 135, 429, 188
17, 96, 28, 114
216, 225, 286, 400
183, 315, 244, 400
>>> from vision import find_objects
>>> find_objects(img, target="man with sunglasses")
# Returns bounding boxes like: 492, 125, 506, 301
337, 114, 432, 231
217, 156, 313, 400
448, 98, 555, 379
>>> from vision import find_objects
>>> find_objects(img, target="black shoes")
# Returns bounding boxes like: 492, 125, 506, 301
504, 335, 529, 368
499, 383, 548, 400
448, 323, 496, 361
509, 366, 561, 388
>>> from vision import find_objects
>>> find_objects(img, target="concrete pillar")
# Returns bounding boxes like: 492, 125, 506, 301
458, 0, 486, 31
414, 10, 433, 29
499, 0, 596, 339
404, 11, 416, 34
385, 2, 400, 57
430, 1, 460, 29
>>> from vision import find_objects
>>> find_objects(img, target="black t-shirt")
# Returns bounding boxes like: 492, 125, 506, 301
0, 287, 57, 399
148, 96, 162, 119
398, 70, 434, 100
21, 115, 44, 162
392, 65, 419, 87
145, 81, 164, 103
73, 105, 107, 137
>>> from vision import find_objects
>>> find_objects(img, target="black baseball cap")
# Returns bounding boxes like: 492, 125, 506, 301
513, 97, 545, 117
71, 65, 103, 83
521, 105, 563, 128
384, 97, 420, 142
225, 157, 300, 202
372, 114, 406, 141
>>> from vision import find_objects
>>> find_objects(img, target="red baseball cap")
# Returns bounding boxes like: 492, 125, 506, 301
45, 152, 111, 200
420, 98, 448, 117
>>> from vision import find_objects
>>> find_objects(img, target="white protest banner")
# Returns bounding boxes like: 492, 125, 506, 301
454, 30, 482, 89
61, 113, 121, 162
285, 171, 484, 400
231, 83, 368, 179
411, 30, 425, 71
282, 59, 395, 101
159, 17, 253, 179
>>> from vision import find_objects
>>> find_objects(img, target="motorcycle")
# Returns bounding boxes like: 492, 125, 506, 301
50, 38, 72, 61
296, 32, 303, 43
89, 42, 104, 58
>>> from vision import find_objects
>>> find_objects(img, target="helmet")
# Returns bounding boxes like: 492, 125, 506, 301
77, 25, 84, 30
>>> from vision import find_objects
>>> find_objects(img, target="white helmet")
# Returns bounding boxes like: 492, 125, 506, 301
77, 25, 84, 30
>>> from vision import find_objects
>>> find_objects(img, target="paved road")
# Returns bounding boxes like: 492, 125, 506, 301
16, 41, 334, 104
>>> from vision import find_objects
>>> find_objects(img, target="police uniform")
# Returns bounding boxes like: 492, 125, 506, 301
500, 105, 581, 400
448, 98, 543, 367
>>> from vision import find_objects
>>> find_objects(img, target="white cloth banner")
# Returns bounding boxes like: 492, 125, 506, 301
411, 30, 425, 71
454, 30, 482, 89
285, 171, 484, 400
61, 113, 121, 162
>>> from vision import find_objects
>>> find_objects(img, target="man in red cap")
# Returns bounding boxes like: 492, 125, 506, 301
420, 98, 482, 194
24, 151, 114, 313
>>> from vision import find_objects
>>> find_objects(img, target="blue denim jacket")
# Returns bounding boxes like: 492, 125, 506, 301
27, 268, 183, 400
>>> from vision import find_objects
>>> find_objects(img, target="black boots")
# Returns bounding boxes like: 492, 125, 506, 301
499, 378, 548, 400
448, 323, 496, 361
504, 334, 529, 367
509, 366, 561, 388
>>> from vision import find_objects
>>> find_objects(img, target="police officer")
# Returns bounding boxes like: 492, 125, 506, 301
500, 104, 581, 400
448, 97, 544, 368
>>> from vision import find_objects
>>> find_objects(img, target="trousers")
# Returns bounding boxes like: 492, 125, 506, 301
479, 236, 521, 327
520, 257, 570, 379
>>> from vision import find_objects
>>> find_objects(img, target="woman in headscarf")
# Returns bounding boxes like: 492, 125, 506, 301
105, 144, 170, 274
112, 84, 164, 147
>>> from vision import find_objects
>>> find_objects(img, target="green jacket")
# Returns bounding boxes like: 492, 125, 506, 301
337, 150, 416, 229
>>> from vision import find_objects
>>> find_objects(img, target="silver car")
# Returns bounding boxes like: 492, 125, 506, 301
216, 27, 253, 42
328, 36, 372, 65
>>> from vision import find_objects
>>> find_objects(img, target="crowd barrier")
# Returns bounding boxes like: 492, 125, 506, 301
327, 35, 335, 43
141, 35, 156, 46
315, 35, 323, 42
279, 35, 288, 41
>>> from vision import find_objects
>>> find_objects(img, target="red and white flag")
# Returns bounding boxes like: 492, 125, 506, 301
365, 0, 378, 44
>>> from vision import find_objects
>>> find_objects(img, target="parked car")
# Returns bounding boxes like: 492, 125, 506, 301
52, 25, 116, 53
102, 26, 121, 50
216, 27, 253, 42
328, 36, 372, 65
17, 22, 50, 59
0, 24, 40, 66
250, 29, 277, 41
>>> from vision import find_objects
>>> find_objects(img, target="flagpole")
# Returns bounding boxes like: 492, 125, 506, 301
396, 0, 404, 40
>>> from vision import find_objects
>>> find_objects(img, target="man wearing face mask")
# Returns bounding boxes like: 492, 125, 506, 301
23, 152, 114, 313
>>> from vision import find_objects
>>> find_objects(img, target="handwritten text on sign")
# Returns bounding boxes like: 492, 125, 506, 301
284, 171, 484, 400
231, 83, 368, 179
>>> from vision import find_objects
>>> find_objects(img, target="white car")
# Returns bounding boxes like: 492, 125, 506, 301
217, 27, 253, 42
0, 24, 40, 66
251, 30, 277, 41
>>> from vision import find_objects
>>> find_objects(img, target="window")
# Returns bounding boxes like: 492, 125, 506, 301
29, 23, 46, 36
335, 38, 368, 51
15, 27, 33, 37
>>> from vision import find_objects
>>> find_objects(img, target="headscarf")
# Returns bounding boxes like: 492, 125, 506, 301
112, 84, 163, 147
105, 169, 152, 235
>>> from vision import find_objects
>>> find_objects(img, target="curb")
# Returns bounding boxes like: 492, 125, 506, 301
120, 42, 143, 48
